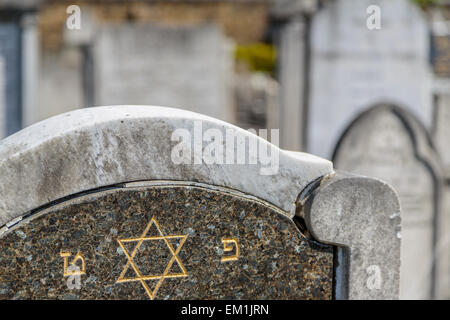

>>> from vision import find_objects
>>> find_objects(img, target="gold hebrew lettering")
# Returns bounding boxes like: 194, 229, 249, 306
60, 251, 86, 277
221, 237, 239, 262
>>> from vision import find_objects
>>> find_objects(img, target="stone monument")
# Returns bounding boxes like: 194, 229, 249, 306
94, 24, 235, 123
0, 105, 401, 299
434, 94, 450, 179
308, 0, 432, 159
333, 103, 447, 299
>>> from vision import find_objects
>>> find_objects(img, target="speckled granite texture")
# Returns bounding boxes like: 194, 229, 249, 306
0, 185, 333, 300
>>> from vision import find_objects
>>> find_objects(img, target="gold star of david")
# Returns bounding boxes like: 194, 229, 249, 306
116, 216, 188, 299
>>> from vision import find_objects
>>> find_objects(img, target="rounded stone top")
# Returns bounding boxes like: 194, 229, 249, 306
0, 105, 333, 226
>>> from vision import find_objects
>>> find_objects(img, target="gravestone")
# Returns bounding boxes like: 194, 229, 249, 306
308, 0, 432, 159
270, 0, 320, 151
434, 94, 450, 179
302, 173, 401, 300
235, 72, 278, 130
38, 49, 84, 123
0, 23, 22, 137
433, 93, 450, 299
0, 105, 401, 299
333, 104, 446, 299
0, 183, 334, 299
94, 24, 234, 123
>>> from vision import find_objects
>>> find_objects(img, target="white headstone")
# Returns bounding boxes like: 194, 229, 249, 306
333, 104, 443, 299
277, 17, 306, 151
434, 94, 450, 178
38, 48, 84, 122
94, 24, 235, 123
308, 0, 432, 159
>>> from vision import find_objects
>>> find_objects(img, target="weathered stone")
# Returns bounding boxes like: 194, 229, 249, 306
433, 93, 450, 179
38, 48, 84, 124
0, 105, 332, 226
308, 0, 432, 159
94, 24, 235, 123
235, 72, 278, 131
433, 95, 450, 299
433, 93, 450, 301
0, 105, 403, 300
333, 104, 446, 299
275, 16, 306, 151
302, 173, 401, 300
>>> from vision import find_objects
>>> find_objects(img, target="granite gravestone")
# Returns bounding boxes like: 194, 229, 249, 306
308, 0, 432, 159
94, 24, 234, 123
0, 106, 401, 300
0, 183, 334, 300
333, 104, 445, 299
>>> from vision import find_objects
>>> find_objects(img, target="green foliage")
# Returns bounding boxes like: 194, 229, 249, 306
411, 0, 443, 9
235, 43, 277, 74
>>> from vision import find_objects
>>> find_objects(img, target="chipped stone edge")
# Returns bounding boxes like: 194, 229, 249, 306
332, 103, 447, 299
301, 171, 402, 300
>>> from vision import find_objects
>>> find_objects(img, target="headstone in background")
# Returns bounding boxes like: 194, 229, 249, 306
304, 173, 401, 300
37, 8, 96, 124
38, 48, 84, 123
333, 104, 444, 299
94, 24, 235, 123
270, 0, 320, 152
235, 72, 278, 130
433, 93, 450, 299
276, 17, 306, 151
308, 0, 432, 159
0, 23, 22, 137
0, 105, 401, 299
434, 94, 450, 178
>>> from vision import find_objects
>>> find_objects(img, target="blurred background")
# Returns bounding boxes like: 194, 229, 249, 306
1, 0, 450, 300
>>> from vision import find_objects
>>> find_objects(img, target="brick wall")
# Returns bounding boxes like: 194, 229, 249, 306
39, 1, 269, 51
